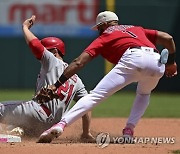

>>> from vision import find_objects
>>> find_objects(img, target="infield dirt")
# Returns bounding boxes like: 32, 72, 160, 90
0, 118, 180, 154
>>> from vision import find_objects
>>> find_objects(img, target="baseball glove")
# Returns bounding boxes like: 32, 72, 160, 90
34, 87, 59, 103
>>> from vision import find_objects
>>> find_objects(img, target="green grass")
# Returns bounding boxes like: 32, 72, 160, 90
92, 92, 180, 118
0, 89, 180, 118
0, 89, 34, 101
171, 150, 180, 154
92, 92, 135, 117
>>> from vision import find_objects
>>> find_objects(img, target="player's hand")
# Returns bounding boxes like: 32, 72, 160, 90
80, 132, 95, 142
48, 84, 57, 92
165, 62, 177, 77
34, 86, 59, 104
23, 15, 36, 29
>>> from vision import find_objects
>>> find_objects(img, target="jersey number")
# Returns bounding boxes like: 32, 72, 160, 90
57, 81, 74, 105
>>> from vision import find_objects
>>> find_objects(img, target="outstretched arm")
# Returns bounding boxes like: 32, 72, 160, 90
22, 15, 37, 44
22, 15, 44, 60
62, 52, 92, 79
50, 52, 93, 91
156, 31, 177, 77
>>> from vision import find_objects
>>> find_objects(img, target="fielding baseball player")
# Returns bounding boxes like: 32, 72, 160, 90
37, 11, 177, 143
0, 15, 94, 141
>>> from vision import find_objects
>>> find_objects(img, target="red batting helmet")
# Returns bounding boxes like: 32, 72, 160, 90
41, 37, 65, 56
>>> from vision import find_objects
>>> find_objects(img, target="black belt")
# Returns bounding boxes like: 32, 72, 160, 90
129, 46, 158, 53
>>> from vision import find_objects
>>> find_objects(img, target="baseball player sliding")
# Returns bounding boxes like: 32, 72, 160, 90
37, 11, 177, 143
0, 15, 94, 141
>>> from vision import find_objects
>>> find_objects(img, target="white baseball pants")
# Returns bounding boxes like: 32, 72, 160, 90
61, 47, 165, 127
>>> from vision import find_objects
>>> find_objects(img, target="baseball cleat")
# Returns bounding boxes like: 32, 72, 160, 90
37, 123, 63, 143
122, 127, 135, 144
122, 127, 134, 138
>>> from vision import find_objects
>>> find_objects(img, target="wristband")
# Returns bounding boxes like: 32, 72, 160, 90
54, 74, 68, 88
54, 80, 62, 88
167, 52, 176, 64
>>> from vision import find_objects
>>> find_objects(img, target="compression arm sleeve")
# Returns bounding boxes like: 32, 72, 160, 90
29, 38, 44, 60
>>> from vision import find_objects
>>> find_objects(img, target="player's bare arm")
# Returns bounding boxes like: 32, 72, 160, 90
22, 15, 37, 44
49, 52, 93, 91
64, 52, 92, 79
156, 31, 176, 54
156, 31, 177, 77
81, 112, 94, 140
22, 16, 45, 60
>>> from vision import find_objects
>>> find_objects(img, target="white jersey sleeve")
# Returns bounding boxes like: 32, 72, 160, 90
35, 49, 64, 93
73, 76, 88, 102
40, 48, 61, 72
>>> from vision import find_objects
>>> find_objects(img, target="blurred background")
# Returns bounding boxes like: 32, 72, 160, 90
0, 0, 179, 92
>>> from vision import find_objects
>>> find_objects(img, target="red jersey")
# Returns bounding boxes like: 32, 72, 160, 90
84, 25, 157, 64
